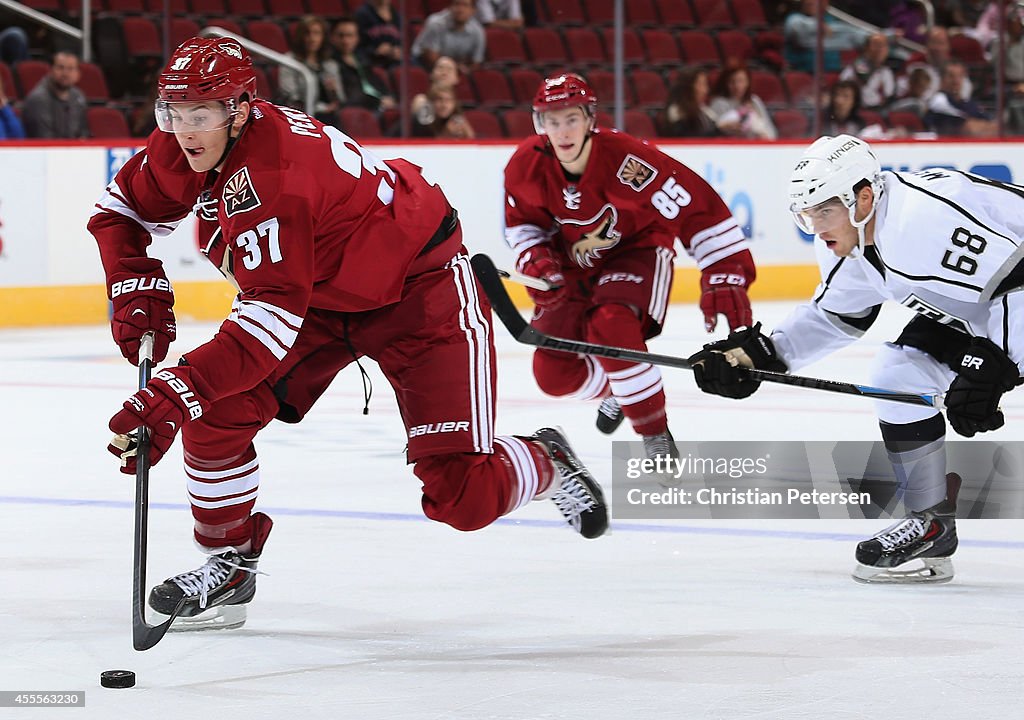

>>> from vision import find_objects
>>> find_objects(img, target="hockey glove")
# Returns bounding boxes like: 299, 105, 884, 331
699, 255, 754, 333
108, 257, 176, 366
108, 366, 211, 474
516, 245, 567, 310
945, 337, 1021, 438
687, 322, 787, 399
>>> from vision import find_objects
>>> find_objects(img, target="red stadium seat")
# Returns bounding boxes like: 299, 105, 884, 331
205, 19, 245, 37
246, 21, 289, 54
887, 110, 924, 132
170, 18, 202, 50
463, 109, 503, 138
564, 28, 606, 65
509, 67, 544, 106
678, 30, 721, 66
502, 110, 536, 137
253, 65, 274, 100
586, 68, 634, 106
750, 70, 786, 106
693, 0, 735, 27
950, 34, 986, 65
267, 0, 307, 17
771, 108, 810, 138
484, 28, 527, 64
782, 70, 815, 105
626, 0, 660, 26
145, 0, 189, 11
391, 65, 430, 98
338, 107, 381, 138
79, 62, 111, 103
543, 0, 586, 25
87, 107, 131, 138
14, 60, 48, 98
0, 62, 17, 101
731, 0, 769, 29
524, 27, 568, 66
600, 27, 645, 65
584, 0, 615, 25
106, 0, 147, 13
624, 109, 657, 138
471, 68, 515, 108
226, 0, 267, 17
122, 17, 163, 57
642, 29, 682, 67
307, 0, 348, 17
190, 0, 227, 16
654, 0, 695, 26
860, 109, 885, 129
716, 30, 755, 65
631, 70, 667, 109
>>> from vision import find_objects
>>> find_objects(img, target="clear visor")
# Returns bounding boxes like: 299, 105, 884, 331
154, 100, 234, 133
791, 198, 847, 234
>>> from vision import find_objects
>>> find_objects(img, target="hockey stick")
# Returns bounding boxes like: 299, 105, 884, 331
131, 332, 186, 651
471, 253, 944, 409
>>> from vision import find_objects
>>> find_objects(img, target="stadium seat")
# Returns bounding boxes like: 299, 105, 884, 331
205, 19, 245, 37
524, 28, 568, 66
950, 34, 986, 65
391, 65, 430, 98
631, 70, 667, 109
424, 0, 448, 13
463, 109, 503, 138
170, 18, 203, 50
654, 0, 695, 26
79, 62, 111, 104
14, 60, 48, 98
455, 76, 476, 107
471, 68, 515, 108
584, 0, 615, 25
145, 0, 189, 11
771, 108, 809, 138
600, 27, 645, 65
860, 109, 885, 129
543, 0, 586, 25
623, 109, 657, 138
338, 107, 381, 138
253, 65, 273, 99
887, 110, 924, 133
226, 0, 267, 17
509, 67, 544, 106
750, 70, 786, 106
105, 0, 147, 13
586, 68, 634, 106
190, 0, 228, 16
0, 62, 17, 101
564, 28, 606, 65
693, 0, 735, 27
730, 0, 769, 29
641, 29, 682, 67
122, 17, 163, 58
87, 107, 131, 138
626, 0, 660, 26
267, 0, 306, 17
716, 30, 755, 65
306, 0, 348, 17
782, 70, 815, 105
502, 110, 536, 138
484, 28, 527, 65
246, 21, 289, 54
678, 31, 721, 66
19, 0, 61, 12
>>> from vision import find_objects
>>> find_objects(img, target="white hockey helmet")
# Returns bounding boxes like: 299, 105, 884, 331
788, 134, 884, 235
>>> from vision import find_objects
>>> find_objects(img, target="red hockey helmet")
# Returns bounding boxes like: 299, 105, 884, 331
155, 37, 257, 132
532, 73, 598, 134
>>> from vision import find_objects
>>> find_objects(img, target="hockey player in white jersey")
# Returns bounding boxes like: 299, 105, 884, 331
688, 134, 1024, 583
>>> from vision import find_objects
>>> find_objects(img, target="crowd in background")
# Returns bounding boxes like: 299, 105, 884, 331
0, 0, 1023, 140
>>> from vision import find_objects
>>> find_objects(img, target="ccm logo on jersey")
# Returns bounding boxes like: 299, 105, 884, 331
598, 272, 643, 285
962, 355, 985, 370
110, 277, 172, 298
154, 370, 204, 421
408, 421, 470, 438
223, 167, 262, 218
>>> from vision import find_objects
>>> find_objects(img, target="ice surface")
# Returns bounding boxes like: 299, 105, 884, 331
1, 301, 1022, 719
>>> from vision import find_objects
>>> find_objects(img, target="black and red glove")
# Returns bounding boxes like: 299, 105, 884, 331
699, 252, 755, 333
107, 257, 176, 366
516, 245, 567, 310
107, 366, 211, 474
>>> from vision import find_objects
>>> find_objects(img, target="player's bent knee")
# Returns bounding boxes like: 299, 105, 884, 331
414, 453, 505, 532
871, 343, 949, 425
532, 348, 589, 397
584, 303, 640, 345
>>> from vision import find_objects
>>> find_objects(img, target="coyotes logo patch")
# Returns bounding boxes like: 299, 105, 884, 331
562, 204, 622, 268
223, 167, 261, 218
616, 154, 657, 191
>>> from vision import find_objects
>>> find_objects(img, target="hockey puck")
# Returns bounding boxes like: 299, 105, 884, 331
100, 670, 136, 689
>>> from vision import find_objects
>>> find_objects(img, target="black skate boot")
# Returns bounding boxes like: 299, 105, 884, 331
852, 473, 960, 584
150, 512, 273, 630
596, 396, 625, 434
642, 429, 681, 487
531, 427, 609, 539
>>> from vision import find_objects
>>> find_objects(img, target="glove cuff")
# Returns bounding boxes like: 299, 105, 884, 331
957, 338, 1020, 390
700, 250, 755, 290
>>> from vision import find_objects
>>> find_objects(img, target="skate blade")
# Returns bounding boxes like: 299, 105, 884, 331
161, 605, 248, 632
851, 557, 954, 585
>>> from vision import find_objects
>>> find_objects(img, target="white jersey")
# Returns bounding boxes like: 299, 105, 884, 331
772, 169, 1024, 374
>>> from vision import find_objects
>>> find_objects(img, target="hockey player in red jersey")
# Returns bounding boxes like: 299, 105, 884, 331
90, 39, 607, 631
503, 73, 757, 459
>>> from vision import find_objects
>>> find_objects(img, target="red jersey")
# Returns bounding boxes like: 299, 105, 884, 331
503, 128, 748, 271
89, 99, 455, 403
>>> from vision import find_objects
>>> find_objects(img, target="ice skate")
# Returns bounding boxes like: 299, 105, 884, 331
150, 512, 272, 630
531, 427, 608, 539
596, 396, 624, 434
642, 429, 681, 487
852, 474, 960, 584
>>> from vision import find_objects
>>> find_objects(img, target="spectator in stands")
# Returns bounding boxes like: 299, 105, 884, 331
0, 70, 25, 139
411, 55, 460, 120
708, 63, 777, 140
901, 26, 973, 102
330, 17, 396, 113
889, 66, 933, 118
1000, 6, 1024, 131
839, 33, 896, 110
21, 51, 88, 139
0, 26, 30, 66
411, 84, 475, 138
412, 0, 486, 74
278, 15, 344, 126
969, 2, 1004, 51
820, 79, 866, 135
946, 0, 991, 30
784, 0, 870, 73
661, 67, 721, 137
354, 0, 403, 68
889, 1, 928, 44
476, 0, 524, 29
924, 60, 997, 136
